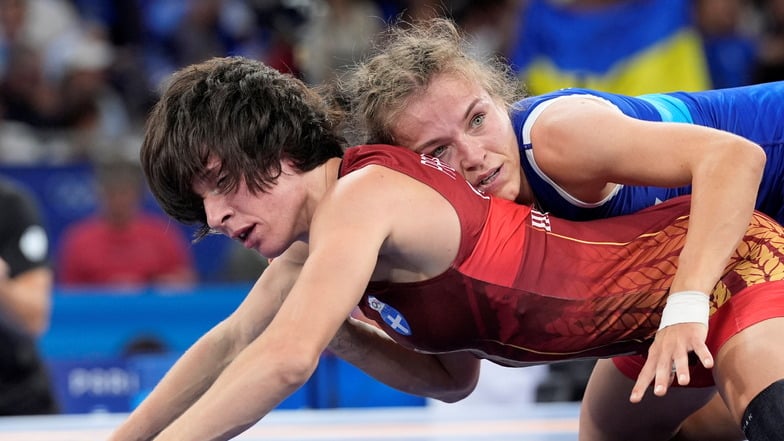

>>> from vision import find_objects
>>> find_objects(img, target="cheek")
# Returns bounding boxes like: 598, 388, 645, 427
499, 128, 520, 166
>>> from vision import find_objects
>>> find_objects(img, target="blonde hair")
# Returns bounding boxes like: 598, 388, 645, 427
339, 18, 523, 145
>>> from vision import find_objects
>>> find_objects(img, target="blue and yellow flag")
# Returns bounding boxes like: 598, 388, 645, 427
509, 0, 710, 95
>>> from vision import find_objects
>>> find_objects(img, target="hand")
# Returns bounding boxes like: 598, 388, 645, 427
629, 322, 713, 403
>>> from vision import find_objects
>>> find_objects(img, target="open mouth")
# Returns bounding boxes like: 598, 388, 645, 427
477, 167, 501, 188
235, 225, 254, 243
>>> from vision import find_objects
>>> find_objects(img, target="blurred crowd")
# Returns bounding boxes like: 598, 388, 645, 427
0, 0, 783, 415
0, 0, 781, 166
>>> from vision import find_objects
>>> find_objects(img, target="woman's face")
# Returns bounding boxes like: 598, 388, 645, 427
390, 73, 522, 201
193, 157, 309, 258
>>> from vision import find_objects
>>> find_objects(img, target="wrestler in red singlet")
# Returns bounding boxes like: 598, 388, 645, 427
347, 144, 784, 387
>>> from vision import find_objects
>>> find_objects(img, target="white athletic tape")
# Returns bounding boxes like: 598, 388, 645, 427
658, 290, 710, 330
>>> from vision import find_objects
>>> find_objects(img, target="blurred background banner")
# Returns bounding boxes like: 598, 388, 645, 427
509, 0, 711, 95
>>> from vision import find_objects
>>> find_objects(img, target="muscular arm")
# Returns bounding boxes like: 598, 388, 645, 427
533, 96, 765, 299
108, 242, 308, 441
330, 316, 480, 403
532, 97, 766, 397
114, 236, 479, 440
150, 166, 464, 440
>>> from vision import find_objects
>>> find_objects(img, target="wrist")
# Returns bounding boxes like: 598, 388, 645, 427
658, 290, 710, 330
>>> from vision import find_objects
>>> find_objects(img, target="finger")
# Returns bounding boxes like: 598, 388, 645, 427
653, 358, 674, 397
630, 361, 658, 403
693, 345, 714, 369
630, 376, 651, 403
673, 354, 691, 386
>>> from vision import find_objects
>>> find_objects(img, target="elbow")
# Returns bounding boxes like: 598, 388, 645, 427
429, 367, 479, 404
732, 139, 766, 182
748, 143, 767, 181
438, 378, 478, 403
435, 387, 474, 404
273, 351, 320, 392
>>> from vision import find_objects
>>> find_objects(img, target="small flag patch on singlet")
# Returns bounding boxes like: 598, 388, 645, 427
531, 209, 551, 231
368, 296, 412, 336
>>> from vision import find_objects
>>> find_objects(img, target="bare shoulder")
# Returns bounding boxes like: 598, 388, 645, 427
327, 164, 429, 216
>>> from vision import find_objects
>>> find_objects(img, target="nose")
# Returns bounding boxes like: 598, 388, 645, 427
203, 194, 233, 233
458, 138, 487, 172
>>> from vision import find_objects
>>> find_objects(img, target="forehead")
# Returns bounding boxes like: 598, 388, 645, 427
191, 156, 222, 191
418, 73, 486, 106
392, 74, 490, 142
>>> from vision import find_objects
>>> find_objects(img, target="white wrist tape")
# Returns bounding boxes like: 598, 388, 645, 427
658, 290, 710, 330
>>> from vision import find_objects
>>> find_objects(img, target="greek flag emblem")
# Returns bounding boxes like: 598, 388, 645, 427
368, 296, 412, 336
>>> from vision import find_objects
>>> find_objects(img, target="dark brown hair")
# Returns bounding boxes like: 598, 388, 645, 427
141, 57, 346, 238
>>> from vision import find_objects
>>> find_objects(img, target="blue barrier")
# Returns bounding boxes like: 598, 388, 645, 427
46, 353, 312, 414
41, 285, 249, 359
42, 285, 425, 413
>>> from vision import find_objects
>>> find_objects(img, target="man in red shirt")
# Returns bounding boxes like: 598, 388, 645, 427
57, 157, 197, 288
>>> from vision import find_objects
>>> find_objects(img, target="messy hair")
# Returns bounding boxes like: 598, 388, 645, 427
141, 57, 346, 238
338, 18, 524, 145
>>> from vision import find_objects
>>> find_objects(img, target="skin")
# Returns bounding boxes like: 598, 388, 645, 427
150, 154, 478, 440
110, 140, 784, 441
109, 158, 481, 441
390, 73, 765, 439
108, 69, 765, 441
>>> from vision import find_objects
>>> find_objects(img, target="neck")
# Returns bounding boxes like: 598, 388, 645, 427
299, 158, 343, 244
304, 157, 342, 199
516, 169, 535, 205
323, 157, 342, 188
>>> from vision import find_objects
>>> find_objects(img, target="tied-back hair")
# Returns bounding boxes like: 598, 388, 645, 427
141, 56, 346, 239
337, 17, 524, 146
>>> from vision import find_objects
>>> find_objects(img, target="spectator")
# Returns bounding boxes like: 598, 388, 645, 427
0, 42, 62, 130
0, 176, 58, 415
296, 0, 383, 85
754, 0, 784, 82
57, 156, 197, 289
694, 0, 759, 88
55, 28, 134, 162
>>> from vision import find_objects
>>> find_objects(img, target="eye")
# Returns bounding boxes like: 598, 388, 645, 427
215, 175, 230, 192
430, 145, 448, 158
470, 113, 485, 128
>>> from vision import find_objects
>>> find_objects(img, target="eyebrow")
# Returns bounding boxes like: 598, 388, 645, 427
413, 98, 482, 152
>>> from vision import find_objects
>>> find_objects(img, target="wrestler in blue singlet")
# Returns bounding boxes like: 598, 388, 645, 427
511, 81, 784, 223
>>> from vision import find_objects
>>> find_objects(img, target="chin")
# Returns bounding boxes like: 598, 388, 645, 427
259, 243, 289, 259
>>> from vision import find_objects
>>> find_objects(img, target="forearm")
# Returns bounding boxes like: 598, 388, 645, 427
119, 255, 306, 440
109, 325, 236, 441
670, 140, 765, 294
154, 333, 315, 441
329, 317, 479, 402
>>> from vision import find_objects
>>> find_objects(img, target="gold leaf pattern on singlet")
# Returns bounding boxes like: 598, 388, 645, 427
713, 212, 784, 310
527, 211, 784, 356
712, 282, 729, 311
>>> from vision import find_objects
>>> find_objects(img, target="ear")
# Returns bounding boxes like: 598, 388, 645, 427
279, 157, 299, 175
